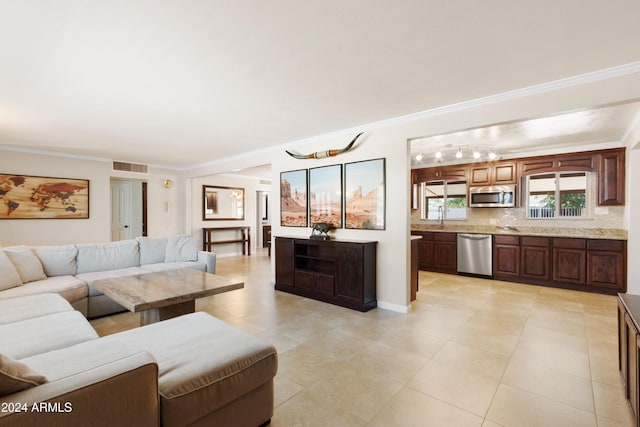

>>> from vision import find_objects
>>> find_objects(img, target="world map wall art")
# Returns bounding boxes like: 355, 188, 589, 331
0, 174, 89, 219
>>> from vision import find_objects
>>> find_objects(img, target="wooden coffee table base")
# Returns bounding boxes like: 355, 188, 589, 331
140, 300, 195, 326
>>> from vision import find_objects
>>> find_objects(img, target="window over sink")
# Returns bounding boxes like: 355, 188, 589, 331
526, 172, 590, 219
420, 180, 467, 220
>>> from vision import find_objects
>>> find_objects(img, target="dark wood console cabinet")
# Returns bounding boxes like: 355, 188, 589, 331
274, 237, 377, 311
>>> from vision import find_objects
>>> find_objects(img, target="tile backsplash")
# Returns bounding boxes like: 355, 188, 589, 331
411, 172, 625, 234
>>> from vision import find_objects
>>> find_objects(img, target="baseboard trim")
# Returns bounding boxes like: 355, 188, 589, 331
376, 300, 412, 314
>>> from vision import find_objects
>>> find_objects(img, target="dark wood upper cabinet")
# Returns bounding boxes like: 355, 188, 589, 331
469, 162, 517, 186
415, 147, 626, 206
598, 149, 625, 206
415, 165, 467, 182
519, 158, 555, 175
494, 162, 518, 184
469, 166, 491, 186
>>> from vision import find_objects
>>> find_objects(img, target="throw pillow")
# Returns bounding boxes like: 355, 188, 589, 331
165, 235, 198, 262
31, 245, 78, 277
3, 246, 47, 283
0, 353, 48, 397
0, 249, 22, 291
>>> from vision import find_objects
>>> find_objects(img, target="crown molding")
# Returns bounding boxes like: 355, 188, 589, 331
3, 61, 640, 170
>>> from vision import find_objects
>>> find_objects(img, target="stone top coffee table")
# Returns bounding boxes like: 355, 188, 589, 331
93, 268, 244, 325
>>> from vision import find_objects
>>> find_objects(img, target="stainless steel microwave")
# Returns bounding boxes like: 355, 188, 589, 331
469, 185, 516, 208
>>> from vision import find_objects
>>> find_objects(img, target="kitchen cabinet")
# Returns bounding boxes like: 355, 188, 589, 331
469, 162, 517, 186
433, 233, 457, 273
552, 238, 586, 286
416, 233, 435, 270
491, 235, 625, 293
618, 294, 640, 425
493, 235, 520, 279
587, 239, 626, 290
415, 148, 625, 206
274, 237, 377, 311
520, 236, 551, 281
415, 165, 467, 182
598, 149, 625, 206
519, 152, 595, 175
414, 231, 457, 274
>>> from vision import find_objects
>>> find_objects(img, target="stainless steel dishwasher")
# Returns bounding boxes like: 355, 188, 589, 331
457, 233, 493, 277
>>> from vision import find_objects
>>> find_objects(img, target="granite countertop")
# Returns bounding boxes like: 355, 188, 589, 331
411, 224, 627, 240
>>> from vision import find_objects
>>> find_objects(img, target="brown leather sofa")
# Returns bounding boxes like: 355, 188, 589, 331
0, 294, 277, 427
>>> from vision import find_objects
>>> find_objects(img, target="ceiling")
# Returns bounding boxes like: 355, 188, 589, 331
410, 100, 640, 166
1, 1, 639, 169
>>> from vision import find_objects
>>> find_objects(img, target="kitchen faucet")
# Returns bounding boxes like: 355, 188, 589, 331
438, 206, 444, 229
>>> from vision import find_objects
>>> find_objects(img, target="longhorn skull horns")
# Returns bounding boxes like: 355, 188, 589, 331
285, 132, 363, 159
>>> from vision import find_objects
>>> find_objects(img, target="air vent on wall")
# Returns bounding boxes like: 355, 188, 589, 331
260, 179, 271, 185
112, 161, 149, 174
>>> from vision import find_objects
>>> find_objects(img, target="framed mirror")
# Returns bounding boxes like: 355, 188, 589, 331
202, 185, 245, 220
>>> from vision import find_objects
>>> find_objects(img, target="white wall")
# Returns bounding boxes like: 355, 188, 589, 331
0, 150, 186, 245
189, 174, 271, 256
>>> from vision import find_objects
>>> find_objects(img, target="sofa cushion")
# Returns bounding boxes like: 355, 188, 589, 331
0, 353, 48, 397
21, 337, 145, 382
0, 249, 22, 291
0, 294, 73, 325
0, 311, 98, 359
77, 240, 140, 274
108, 312, 278, 426
31, 244, 78, 276
0, 275, 87, 304
165, 235, 198, 262
137, 237, 168, 265
140, 261, 206, 273
76, 266, 148, 297
3, 246, 47, 283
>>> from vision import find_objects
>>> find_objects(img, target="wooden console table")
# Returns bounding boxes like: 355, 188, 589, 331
202, 226, 251, 255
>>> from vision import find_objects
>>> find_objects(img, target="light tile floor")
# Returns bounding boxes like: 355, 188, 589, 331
90, 249, 634, 426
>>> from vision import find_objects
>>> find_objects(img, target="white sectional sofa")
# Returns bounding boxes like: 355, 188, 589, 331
0, 293, 278, 427
0, 236, 216, 318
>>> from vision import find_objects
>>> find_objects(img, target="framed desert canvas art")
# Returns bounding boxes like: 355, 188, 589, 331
0, 174, 89, 219
344, 158, 385, 229
309, 164, 342, 229
280, 169, 308, 227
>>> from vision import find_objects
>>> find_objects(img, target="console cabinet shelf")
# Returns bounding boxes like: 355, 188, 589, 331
274, 237, 377, 311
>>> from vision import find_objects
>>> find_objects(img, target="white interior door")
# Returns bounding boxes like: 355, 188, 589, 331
111, 180, 132, 241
